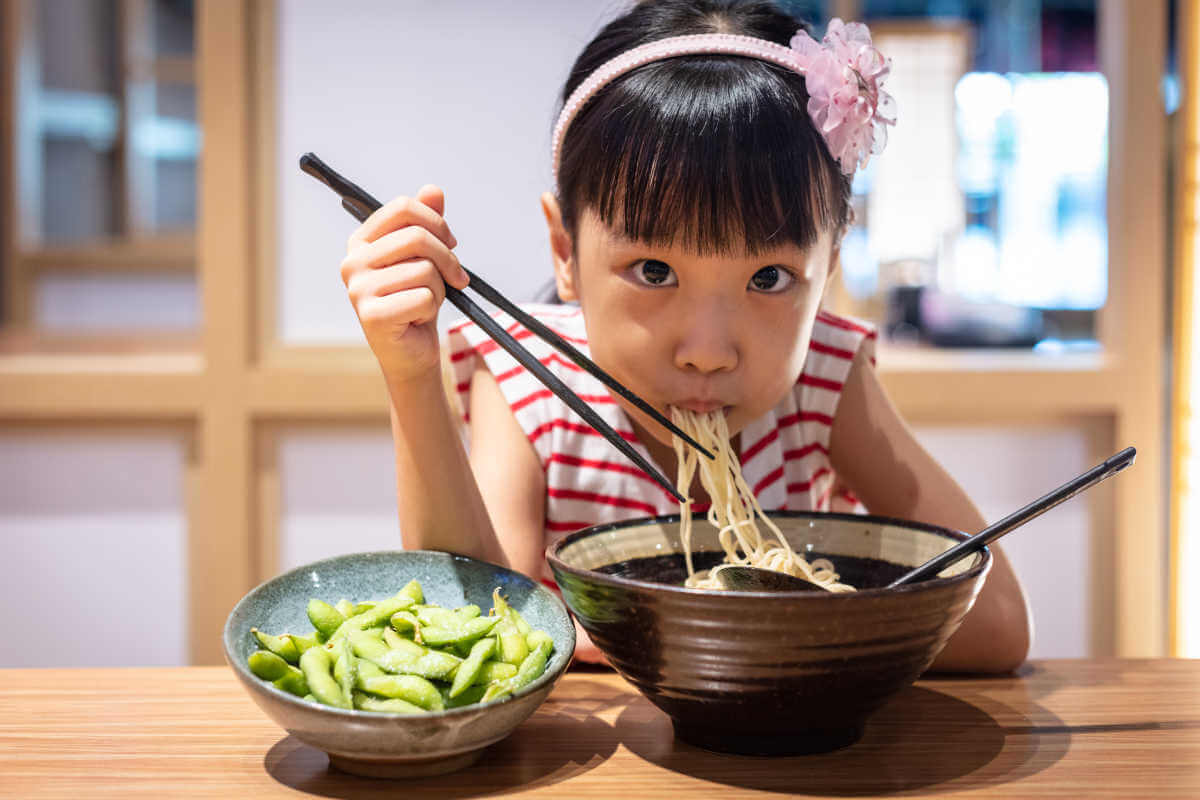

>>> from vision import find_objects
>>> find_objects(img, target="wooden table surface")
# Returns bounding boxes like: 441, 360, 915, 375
3, 659, 1199, 798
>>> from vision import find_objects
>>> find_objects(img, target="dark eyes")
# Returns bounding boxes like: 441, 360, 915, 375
629, 260, 796, 293
632, 259, 677, 287
749, 265, 794, 293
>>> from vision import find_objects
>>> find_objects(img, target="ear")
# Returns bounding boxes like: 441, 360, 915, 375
541, 192, 578, 302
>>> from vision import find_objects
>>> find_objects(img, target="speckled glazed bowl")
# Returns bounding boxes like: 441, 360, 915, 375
223, 550, 574, 778
547, 511, 990, 756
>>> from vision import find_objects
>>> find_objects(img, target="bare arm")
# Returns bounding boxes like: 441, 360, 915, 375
387, 371, 510, 565
829, 347, 1032, 673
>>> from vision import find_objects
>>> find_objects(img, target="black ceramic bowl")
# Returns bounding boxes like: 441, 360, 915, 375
546, 511, 990, 756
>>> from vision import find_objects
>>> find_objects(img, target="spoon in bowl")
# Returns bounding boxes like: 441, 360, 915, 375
714, 445, 1136, 593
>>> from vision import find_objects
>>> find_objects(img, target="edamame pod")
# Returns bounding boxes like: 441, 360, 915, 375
351, 601, 376, 615
370, 645, 461, 681
328, 594, 417, 643
252, 628, 300, 664
333, 638, 356, 708
248, 650, 291, 681
444, 683, 487, 709
415, 606, 458, 628
398, 579, 424, 605
299, 645, 351, 709
348, 629, 389, 661
389, 610, 421, 641
352, 691, 424, 714
306, 599, 345, 641
287, 632, 321, 655
449, 637, 496, 698
420, 615, 501, 647
474, 661, 518, 685
497, 632, 529, 665
360, 674, 444, 711
273, 667, 309, 697
355, 659, 385, 683
335, 598, 355, 618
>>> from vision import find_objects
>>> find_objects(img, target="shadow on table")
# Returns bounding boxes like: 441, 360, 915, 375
615, 684, 1072, 796
263, 679, 633, 799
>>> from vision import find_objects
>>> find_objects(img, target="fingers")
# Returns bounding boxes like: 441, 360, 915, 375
346, 259, 446, 316
342, 223, 468, 292
347, 189, 458, 253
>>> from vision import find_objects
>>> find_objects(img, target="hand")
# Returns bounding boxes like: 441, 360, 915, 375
340, 185, 469, 384
572, 618, 610, 665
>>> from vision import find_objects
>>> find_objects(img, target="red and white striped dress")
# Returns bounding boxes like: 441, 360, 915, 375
445, 304, 877, 584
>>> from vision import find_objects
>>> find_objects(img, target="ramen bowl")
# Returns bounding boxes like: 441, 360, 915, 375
223, 550, 574, 777
546, 511, 990, 756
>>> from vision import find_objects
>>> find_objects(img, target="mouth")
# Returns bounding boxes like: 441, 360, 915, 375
672, 400, 732, 415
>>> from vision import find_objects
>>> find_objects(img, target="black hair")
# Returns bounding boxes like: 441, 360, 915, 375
555, 0, 852, 259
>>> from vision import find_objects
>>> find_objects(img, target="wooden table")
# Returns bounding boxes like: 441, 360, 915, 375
3, 659, 1199, 798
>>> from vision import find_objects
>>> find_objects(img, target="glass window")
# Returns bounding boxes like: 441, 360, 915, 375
833, 1, 1107, 350
8, 0, 199, 341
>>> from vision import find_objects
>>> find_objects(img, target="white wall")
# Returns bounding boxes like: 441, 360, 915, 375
275, 0, 628, 344
0, 429, 188, 667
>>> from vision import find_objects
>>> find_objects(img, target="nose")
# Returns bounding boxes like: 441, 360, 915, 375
672, 305, 739, 375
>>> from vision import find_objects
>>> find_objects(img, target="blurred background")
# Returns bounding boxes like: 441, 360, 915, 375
0, 0, 1194, 666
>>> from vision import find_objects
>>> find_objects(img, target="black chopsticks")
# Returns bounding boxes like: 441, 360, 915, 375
300, 152, 714, 504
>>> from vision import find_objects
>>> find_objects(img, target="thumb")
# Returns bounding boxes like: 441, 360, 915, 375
415, 184, 445, 217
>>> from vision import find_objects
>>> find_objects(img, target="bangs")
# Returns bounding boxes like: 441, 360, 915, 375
558, 56, 848, 257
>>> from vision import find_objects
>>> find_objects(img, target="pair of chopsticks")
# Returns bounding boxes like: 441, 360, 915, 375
300, 152, 713, 503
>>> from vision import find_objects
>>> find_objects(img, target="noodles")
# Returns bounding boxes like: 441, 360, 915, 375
670, 408, 855, 592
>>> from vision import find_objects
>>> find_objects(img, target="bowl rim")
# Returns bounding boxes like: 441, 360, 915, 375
545, 509, 992, 598
222, 549, 576, 720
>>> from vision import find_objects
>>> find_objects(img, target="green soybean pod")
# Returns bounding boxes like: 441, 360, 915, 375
512, 637, 554, 689
307, 599, 345, 641
333, 638, 356, 708
248, 649, 290, 681
360, 675, 444, 711
335, 598, 355, 618
389, 610, 420, 640
351, 601, 377, 615
416, 606, 457, 628
287, 632, 321, 655
473, 661, 518, 685
273, 667, 310, 697
299, 645, 351, 709
444, 683, 487, 709
352, 691, 425, 714
481, 682, 512, 704
398, 579, 424, 605
420, 615, 501, 647
251, 628, 300, 664
348, 629, 389, 661
454, 604, 482, 620
497, 632, 529, 666
355, 658, 386, 684
381, 627, 410, 651
449, 637, 496, 698
328, 594, 417, 643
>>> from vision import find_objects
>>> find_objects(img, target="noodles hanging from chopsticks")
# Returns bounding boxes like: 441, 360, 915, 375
670, 408, 855, 592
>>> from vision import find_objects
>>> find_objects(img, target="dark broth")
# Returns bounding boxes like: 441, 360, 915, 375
595, 551, 914, 589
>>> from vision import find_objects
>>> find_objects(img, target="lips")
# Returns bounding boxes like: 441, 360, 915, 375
673, 400, 730, 414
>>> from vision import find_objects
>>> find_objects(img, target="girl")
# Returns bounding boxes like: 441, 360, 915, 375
338, 0, 1031, 672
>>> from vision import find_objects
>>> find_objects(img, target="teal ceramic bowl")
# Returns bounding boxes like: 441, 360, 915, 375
223, 550, 574, 778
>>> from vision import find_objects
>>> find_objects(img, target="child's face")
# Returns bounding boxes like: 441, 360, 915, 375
548, 202, 837, 448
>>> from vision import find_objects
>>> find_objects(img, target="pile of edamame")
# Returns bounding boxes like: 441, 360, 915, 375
246, 579, 555, 713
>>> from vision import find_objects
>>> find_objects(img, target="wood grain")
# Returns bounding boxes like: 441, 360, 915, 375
2, 660, 1198, 798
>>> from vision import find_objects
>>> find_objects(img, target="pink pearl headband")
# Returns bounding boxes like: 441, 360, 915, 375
551, 20, 897, 180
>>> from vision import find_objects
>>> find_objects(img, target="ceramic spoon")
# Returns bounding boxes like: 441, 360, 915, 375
714, 446, 1136, 593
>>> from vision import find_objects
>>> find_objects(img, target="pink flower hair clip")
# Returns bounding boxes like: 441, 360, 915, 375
790, 19, 897, 173
551, 19, 898, 180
